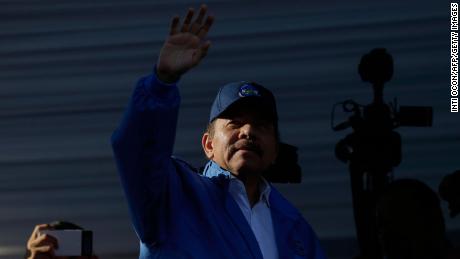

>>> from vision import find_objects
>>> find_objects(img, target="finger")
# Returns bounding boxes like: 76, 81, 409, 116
197, 15, 214, 39
195, 4, 207, 24
32, 224, 49, 238
29, 233, 45, 249
190, 4, 207, 34
30, 234, 58, 250
169, 16, 180, 35
29, 236, 54, 251
180, 8, 194, 33
28, 224, 50, 248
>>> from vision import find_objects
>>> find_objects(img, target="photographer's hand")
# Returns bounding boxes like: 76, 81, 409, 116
27, 224, 57, 259
156, 4, 214, 83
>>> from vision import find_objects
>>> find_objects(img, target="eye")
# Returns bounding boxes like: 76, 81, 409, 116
255, 120, 272, 129
227, 120, 243, 128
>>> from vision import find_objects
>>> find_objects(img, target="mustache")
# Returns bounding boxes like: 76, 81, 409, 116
229, 140, 263, 157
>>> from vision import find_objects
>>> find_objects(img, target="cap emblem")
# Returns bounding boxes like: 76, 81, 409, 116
239, 83, 260, 97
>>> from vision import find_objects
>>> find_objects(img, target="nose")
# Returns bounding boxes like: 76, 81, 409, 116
238, 123, 256, 140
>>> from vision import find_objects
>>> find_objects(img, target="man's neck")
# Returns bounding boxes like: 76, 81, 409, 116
236, 173, 261, 208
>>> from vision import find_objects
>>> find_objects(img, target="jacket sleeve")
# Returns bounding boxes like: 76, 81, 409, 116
110, 71, 181, 244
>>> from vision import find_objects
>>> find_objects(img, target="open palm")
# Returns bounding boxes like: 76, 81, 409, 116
157, 5, 214, 83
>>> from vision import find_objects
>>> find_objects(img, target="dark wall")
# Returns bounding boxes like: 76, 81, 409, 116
0, 1, 455, 258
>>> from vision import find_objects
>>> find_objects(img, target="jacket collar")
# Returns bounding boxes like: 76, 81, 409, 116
202, 160, 271, 207
202, 160, 232, 178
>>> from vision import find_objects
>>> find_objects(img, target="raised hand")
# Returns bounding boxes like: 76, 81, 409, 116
156, 5, 214, 83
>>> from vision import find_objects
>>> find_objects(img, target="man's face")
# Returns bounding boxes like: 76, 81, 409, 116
202, 103, 278, 176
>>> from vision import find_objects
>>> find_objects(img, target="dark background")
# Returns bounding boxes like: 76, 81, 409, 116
0, 1, 457, 258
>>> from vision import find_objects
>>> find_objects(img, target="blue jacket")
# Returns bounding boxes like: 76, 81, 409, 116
111, 72, 327, 259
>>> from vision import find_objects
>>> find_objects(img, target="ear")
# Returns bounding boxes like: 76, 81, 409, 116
201, 132, 214, 159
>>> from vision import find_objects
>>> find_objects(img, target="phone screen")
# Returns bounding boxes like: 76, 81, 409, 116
41, 229, 92, 256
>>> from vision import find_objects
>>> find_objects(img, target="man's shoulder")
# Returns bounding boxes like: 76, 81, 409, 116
170, 156, 226, 186
171, 156, 200, 174
170, 156, 229, 203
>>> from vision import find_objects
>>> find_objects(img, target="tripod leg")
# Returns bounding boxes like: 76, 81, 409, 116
350, 165, 383, 259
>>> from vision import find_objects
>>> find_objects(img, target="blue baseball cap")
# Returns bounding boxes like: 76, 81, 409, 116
209, 81, 278, 123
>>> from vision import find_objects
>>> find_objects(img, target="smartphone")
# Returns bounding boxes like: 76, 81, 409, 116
41, 229, 93, 256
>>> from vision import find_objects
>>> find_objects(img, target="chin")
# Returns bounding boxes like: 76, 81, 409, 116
232, 161, 265, 175
229, 152, 268, 175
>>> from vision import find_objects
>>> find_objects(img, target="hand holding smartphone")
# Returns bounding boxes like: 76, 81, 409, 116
27, 222, 96, 259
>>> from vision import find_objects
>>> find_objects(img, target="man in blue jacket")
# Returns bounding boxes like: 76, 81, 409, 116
111, 5, 326, 259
